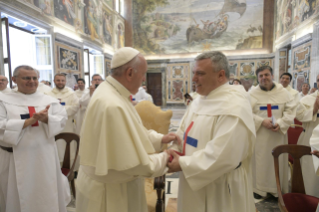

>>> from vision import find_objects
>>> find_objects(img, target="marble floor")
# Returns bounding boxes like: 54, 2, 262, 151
67, 107, 280, 212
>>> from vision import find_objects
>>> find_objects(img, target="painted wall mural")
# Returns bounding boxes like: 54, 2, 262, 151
133, 0, 264, 54
291, 41, 312, 91
276, 0, 319, 39
16, 0, 122, 50
166, 63, 191, 103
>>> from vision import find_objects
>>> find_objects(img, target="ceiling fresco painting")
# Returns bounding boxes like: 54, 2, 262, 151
133, 0, 264, 54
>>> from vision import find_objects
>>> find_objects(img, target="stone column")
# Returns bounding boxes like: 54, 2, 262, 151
310, 21, 319, 86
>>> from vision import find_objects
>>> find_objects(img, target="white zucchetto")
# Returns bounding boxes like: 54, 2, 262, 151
111, 47, 140, 69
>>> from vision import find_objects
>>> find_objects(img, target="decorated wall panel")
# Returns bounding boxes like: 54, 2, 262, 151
291, 41, 312, 91
166, 63, 191, 103
275, 0, 319, 40
13, 0, 122, 50
133, 0, 264, 54
55, 41, 82, 89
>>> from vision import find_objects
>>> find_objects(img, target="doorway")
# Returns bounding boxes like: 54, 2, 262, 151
147, 73, 162, 106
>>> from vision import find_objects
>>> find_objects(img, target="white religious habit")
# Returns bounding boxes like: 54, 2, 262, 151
0, 91, 70, 212
76, 76, 168, 212
286, 85, 299, 103
38, 82, 52, 94
310, 125, 319, 212
47, 87, 79, 168
0, 87, 11, 94
171, 83, 256, 212
74, 88, 89, 134
133, 86, 149, 103
296, 90, 319, 197
250, 82, 296, 197
299, 92, 308, 100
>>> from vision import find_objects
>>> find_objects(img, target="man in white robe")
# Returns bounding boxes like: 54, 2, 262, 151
0, 65, 70, 212
250, 66, 296, 199
0, 75, 11, 94
280, 73, 299, 103
47, 74, 79, 168
167, 51, 256, 212
299, 83, 310, 100
38, 81, 52, 94
295, 74, 319, 197
76, 47, 181, 212
79, 74, 103, 110
74, 78, 89, 134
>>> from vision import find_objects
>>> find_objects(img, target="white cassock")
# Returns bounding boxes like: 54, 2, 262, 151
296, 90, 319, 197
37, 82, 52, 94
250, 82, 297, 197
76, 76, 168, 212
172, 83, 256, 212
47, 87, 79, 168
0, 87, 11, 94
74, 89, 89, 134
0, 91, 70, 212
310, 125, 319, 212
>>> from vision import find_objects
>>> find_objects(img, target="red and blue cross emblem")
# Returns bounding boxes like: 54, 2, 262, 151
20, 106, 39, 127
260, 104, 279, 117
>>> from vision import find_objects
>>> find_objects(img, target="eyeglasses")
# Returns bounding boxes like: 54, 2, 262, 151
0, 79, 7, 82
16, 76, 38, 81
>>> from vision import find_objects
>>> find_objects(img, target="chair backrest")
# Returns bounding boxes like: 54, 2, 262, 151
287, 119, 304, 145
272, 144, 311, 194
55, 133, 80, 172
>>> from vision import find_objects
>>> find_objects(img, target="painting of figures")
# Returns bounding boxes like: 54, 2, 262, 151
83, 0, 101, 40
102, 7, 113, 46
132, 0, 264, 54
34, 0, 53, 15
276, 0, 319, 39
117, 23, 125, 48
103, 0, 114, 9
55, 41, 82, 73
54, 0, 76, 25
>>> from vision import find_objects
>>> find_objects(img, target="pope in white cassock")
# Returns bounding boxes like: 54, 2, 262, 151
0, 65, 70, 212
76, 47, 181, 212
250, 66, 297, 199
0, 75, 11, 94
74, 78, 89, 134
294, 74, 319, 197
167, 51, 256, 212
46, 73, 79, 168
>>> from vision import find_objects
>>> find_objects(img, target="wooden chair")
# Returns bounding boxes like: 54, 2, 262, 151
287, 119, 304, 176
55, 133, 80, 199
272, 144, 319, 212
135, 101, 173, 212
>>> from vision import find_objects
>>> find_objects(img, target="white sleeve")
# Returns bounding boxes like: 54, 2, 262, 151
43, 103, 68, 138
65, 93, 79, 117
0, 102, 25, 146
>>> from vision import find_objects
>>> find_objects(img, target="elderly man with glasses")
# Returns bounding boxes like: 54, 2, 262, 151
0, 75, 11, 93
0, 65, 71, 212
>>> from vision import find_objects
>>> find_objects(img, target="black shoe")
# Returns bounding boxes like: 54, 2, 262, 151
254, 193, 263, 199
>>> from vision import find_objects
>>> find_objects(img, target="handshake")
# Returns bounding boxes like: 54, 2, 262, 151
161, 132, 183, 173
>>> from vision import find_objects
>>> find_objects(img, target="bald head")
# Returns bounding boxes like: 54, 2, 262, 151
0, 75, 8, 91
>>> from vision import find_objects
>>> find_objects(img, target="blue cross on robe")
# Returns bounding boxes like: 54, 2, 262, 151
183, 133, 198, 148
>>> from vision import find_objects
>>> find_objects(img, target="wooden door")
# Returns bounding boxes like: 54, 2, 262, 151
147, 73, 162, 106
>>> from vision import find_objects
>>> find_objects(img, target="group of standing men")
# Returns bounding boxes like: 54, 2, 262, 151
1, 46, 319, 212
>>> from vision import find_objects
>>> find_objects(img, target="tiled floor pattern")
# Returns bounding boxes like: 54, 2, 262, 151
67, 108, 280, 212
